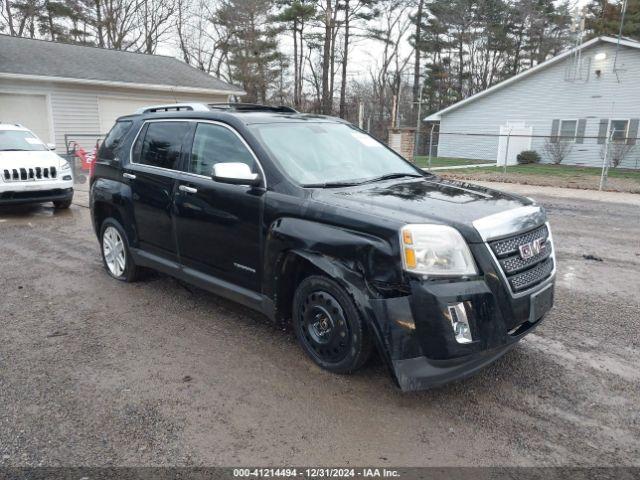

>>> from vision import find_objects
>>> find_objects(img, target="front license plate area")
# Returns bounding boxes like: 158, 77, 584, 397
530, 284, 554, 322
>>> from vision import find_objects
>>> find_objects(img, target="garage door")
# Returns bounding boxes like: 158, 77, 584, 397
98, 97, 168, 133
0, 93, 51, 143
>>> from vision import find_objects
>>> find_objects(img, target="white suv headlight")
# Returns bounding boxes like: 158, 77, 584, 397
400, 224, 478, 277
60, 160, 71, 171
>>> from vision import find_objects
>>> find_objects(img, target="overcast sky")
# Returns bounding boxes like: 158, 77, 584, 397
160, 0, 593, 84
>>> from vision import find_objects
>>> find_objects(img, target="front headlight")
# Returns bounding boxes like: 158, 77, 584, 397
400, 224, 478, 277
60, 161, 71, 171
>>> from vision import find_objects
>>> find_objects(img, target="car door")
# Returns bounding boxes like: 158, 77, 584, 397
174, 121, 265, 292
124, 120, 193, 262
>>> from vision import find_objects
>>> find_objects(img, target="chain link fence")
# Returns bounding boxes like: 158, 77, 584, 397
417, 124, 640, 192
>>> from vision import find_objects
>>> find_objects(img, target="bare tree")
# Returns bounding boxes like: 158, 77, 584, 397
138, 0, 176, 53
2, 0, 17, 34
338, 0, 378, 119
102, 0, 142, 49
366, 0, 413, 136
543, 139, 573, 164
601, 142, 635, 168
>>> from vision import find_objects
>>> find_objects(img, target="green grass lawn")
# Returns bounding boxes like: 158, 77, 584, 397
432, 163, 640, 181
413, 156, 493, 168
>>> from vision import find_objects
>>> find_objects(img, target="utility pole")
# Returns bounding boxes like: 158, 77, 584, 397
413, 85, 424, 161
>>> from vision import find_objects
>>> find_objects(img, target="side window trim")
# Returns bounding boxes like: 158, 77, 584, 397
129, 122, 148, 165
183, 120, 267, 188
128, 119, 192, 174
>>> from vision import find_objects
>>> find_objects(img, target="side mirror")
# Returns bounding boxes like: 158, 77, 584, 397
47, 143, 56, 151
212, 162, 260, 186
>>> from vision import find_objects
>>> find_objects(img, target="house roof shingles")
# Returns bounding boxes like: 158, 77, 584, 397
0, 34, 243, 94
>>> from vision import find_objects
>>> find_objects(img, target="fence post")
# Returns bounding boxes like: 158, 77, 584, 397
428, 124, 435, 171
599, 132, 612, 191
503, 128, 512, 174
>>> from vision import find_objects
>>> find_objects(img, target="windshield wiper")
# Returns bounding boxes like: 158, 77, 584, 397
302, 180, 363, 188
0, 148, 28, 151
360, 173, 423, 184
303, 173, 424, 188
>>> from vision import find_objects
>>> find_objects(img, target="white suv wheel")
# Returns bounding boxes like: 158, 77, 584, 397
102, 226, 126, 277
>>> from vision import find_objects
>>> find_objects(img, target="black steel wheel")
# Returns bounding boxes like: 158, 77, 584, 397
293, 275, 373, 374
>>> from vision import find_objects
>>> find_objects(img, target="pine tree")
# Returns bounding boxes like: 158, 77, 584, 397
216, 0, 285, 103
586, 0, 640, 40
273, 0, 317, 108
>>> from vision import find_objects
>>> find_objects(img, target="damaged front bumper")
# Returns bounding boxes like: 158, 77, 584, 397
369, 219, 556, 392
370, 274, 554, 391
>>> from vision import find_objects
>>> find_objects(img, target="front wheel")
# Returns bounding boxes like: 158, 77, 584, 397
53, 199, 72, 209
100, 219, 139, 282
292, 275, 373, 374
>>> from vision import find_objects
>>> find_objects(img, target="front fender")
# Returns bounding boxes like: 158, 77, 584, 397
263, 217, 401, 296
263, 217, 422, 385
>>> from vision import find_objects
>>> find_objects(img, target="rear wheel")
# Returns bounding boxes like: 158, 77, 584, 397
100, 219, 139, 282
292, 275, 373, 374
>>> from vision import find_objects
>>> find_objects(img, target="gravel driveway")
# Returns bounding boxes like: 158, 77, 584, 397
0, 184, 638, 467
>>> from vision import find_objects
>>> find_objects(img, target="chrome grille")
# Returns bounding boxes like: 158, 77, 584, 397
500, 239, 552, 274
489, 224, 554, 293
3, 166, 57, 182
490, 225, 548, 257
508, 258, 554, 291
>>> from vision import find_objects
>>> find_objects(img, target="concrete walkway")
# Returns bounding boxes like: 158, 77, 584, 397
424, 163, 495, 171
470, 180, 640, 205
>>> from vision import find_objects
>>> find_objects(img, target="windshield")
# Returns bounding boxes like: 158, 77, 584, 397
0, 130, 48, 152
249, 122, 422, 186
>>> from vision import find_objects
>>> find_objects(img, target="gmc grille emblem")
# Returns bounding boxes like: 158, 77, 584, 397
519, 238, 545, 260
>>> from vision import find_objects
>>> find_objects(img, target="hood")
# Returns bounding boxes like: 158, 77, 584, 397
311, 177, 535, 243
0, 150, 66, 170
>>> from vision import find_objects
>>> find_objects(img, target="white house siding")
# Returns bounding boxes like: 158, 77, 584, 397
0, 78, 229, 150
435, 42, 640, 169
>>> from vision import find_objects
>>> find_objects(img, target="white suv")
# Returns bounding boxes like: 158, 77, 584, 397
0, 124, 74, 208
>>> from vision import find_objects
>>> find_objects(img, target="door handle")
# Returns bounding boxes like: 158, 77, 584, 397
123, 172, 136, 180
179, 185, 198, 194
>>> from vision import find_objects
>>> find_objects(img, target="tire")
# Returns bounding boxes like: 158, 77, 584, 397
53, 199, 72, 209
99, 218, 139, 282
292, 275, 373, 374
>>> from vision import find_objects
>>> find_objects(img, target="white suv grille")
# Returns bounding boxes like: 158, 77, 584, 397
3, 167, 57, 182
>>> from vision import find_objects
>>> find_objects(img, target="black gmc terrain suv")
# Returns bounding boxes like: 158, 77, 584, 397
90, 103, 555, 391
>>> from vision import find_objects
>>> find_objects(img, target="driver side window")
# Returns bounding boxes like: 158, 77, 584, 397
190, 123, 255, 176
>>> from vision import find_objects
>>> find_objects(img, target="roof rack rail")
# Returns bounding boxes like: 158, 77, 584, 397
135, 103, 210, 114
208, 103, 298, 113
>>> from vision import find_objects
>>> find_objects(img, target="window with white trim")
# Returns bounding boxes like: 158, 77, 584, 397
609, 119, 629, 143
559, 120, 578, 141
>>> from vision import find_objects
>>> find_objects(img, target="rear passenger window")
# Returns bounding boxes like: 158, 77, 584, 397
137, 121, 191, 170
190, 123, 256, 176
99, 120, 132, 161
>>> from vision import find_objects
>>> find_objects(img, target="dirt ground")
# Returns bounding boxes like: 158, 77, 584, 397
0, 184, 639, 467
439, 170, 640, 194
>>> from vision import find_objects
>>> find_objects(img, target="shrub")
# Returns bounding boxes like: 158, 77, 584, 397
600, 142, 635, 168
517, 150, 541, 164
543, 140, 573, 164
